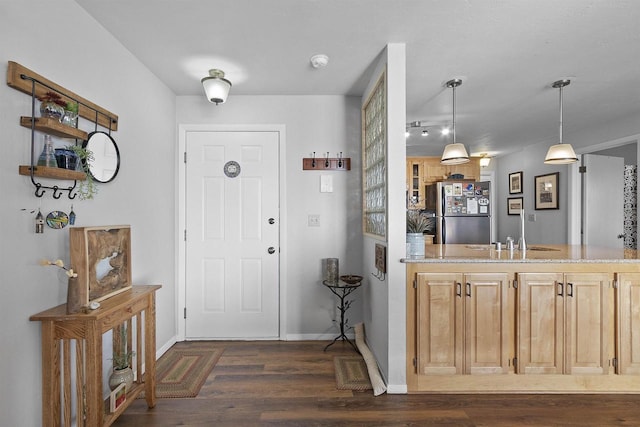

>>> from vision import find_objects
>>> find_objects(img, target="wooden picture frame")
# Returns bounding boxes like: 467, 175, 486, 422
507, 197, 523, 215
535, 172, 559, 210
70, 225, 132, 306
509, 171, 523, 194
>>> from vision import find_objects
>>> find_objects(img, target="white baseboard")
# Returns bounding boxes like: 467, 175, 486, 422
386, 384, 408, 394
285, 333, 355, 341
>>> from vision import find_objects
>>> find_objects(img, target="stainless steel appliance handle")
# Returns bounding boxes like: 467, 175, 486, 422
441, 186, 446, 244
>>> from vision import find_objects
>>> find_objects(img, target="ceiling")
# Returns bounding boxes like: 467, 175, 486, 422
75, 0, 640, 158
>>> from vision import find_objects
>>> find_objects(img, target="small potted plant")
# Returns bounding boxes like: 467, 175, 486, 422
64, 144, 97, 200
38, 91, 66, 121
61, 101, 79, 128
109, 327, 135, 391
406, 210, 435, 257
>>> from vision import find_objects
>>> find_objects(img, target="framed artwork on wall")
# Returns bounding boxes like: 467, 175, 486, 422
507, 197, 524, 215
535, 172, 559, 210
509, 171, 523, 194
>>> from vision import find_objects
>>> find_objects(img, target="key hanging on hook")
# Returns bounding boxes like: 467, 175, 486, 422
338, 152, 343, 168
325, 152, 330, 168
311, 151, 316, 168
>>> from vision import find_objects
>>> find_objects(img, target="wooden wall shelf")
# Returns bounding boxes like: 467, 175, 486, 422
7, 61, 118, 131
20, 116, 88, 140
19, 165, 86, 181
302, 157, 351, 171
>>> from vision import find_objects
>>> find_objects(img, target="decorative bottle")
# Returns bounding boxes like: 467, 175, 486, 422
35, 209, 44, 234
37, 135, 57, 167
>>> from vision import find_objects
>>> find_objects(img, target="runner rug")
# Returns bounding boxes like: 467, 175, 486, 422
333, 356, 373, 391
139, 344, 223, 398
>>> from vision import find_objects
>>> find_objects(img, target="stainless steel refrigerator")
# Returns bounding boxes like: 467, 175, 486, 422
425, 180, 491, 244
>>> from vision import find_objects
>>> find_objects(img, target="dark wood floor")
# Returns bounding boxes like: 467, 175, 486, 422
113, 340, 640, 426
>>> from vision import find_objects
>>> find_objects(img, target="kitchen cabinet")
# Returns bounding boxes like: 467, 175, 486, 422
615, 273, 640, 375
406, 158, 424, 208
415, 272, 510, 375
406, 157, 481, 208
517, 272, 610, 375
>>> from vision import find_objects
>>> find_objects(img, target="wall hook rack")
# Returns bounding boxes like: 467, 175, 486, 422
302, 151, 351, 170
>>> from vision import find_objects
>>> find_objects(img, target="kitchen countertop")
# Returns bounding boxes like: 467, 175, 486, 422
401, 244, 640, 263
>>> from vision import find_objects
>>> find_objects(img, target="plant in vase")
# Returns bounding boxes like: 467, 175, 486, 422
406, 210, 436, 257
109, 326, 136, 391
38, 91, 66, 121
61, 101, 79, 128
64, 144, 97, 200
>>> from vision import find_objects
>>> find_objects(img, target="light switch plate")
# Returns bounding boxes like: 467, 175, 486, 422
320, 175, 333, 192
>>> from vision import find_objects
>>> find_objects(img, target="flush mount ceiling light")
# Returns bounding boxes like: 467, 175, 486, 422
544, 79, 578, 164
441, 79, 470, 165
202, 69, 232, 105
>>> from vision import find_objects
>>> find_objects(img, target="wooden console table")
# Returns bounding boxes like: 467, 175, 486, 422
30, 285, 161, 427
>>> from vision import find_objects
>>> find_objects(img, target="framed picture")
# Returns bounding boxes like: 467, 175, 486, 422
507, 197, 524, 215
535, 172, 559, 210
109, 382, 126, 413
509, 171, 523, 194
70, 225, 132, 306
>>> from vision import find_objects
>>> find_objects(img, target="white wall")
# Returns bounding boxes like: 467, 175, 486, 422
360, 44, 407, 393
176, 95, 364, 339
0, 2, 177, 425
496, 141, 569, 244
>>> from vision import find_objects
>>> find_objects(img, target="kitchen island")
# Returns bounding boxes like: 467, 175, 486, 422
403, 244, 640, 393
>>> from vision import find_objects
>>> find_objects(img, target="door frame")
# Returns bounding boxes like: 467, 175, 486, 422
176, 124, 288, 341
567, 133, 639, 245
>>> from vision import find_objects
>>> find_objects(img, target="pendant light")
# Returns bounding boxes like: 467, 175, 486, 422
202, 69, 232, 105
441, 79, 470, 165
544, 79, 578, 164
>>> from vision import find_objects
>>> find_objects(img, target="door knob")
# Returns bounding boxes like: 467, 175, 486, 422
268, 218, 275, 224
618, 234, 625, 239
268, 247, 276, 254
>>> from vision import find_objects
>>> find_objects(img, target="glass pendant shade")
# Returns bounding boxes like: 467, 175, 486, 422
441, 143, 470, 165
441, 79, 470, 165
544, 79, 578, 164
544, 143, 578, 164
202, 69, 232, 105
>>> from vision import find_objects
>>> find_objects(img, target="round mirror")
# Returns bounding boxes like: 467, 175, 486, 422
83, 131, 120, 183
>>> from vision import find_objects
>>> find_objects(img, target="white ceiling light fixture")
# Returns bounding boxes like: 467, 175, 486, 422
544, 79, 578, 164
202, 69, 232, 105
479, 153, 491, 167
441, 79, 470, 165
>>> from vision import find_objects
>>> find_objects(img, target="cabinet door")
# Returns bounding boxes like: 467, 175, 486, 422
464, 273, 510, 374
564, 273, 610, 375
616, 273, 640, 374
406, 158, 424, 208
416, 273, 463, 375
423, 157, 448, 185
517, 273, 564, 374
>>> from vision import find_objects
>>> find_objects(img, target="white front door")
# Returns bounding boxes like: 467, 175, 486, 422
583, 154, 624, 248
185, 130, 280, 339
